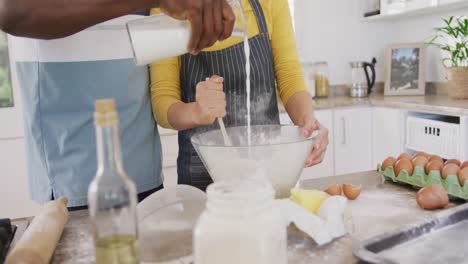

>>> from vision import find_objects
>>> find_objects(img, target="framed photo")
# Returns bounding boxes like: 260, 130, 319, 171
385, 43, 426, 96
0, 31, 13, 108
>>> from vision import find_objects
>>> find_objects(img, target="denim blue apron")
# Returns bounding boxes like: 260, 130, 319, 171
178, 0, 280, 191
10, 16, 163, 207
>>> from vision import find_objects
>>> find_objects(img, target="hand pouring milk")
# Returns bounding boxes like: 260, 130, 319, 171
126, 0, 247, 66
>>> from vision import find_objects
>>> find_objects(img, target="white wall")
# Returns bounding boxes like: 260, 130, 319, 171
294, 0, 468, 85
294, 0, 392, 85
0, 36, 41, 218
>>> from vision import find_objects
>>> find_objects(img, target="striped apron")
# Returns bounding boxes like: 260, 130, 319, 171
178, 0, 280, 190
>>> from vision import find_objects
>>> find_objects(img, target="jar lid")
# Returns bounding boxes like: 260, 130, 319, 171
207, 178, 274, 200
350, 61, 365, 68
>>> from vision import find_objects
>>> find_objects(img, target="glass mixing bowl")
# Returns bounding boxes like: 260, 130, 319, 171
191, 125, 317, 198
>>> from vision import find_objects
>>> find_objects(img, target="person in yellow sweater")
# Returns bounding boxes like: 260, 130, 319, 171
151, 0, 329, 190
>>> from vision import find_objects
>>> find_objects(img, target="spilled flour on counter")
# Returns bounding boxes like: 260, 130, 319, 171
286, 185, 443, 263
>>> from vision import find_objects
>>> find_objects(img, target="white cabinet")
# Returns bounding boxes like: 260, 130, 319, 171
334, 107, 373, 175
0, 138, 40, 218
372, 107, 403, 166
301, 110, 335, 179
462, 115, 468, 161
159, 126, 179, 187
279, 110, 335, 179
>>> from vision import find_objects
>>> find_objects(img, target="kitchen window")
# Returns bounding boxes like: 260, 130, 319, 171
0, 32, 13, 108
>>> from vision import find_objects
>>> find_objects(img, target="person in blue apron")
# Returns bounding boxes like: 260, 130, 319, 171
2, 0, 237, 209
151, 0, 330, 191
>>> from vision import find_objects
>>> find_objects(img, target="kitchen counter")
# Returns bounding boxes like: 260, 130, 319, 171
290, 171, 459, 263
34, 171, 459, 263
283, 95, 468, 116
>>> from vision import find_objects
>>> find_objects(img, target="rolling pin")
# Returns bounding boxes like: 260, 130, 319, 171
6, 197, 69, 264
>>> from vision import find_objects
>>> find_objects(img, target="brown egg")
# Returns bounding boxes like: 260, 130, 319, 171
445, 159, 461, 167
428, 155, 443, 163
461, 161, 468, 170
416, 184, 449, 210
414, 151, 430, 158
343, 184, 362, 200
442, 163, 460, 180
412, 156, 429, 168
425, 160, 444, 175
324, 184, 342, 196
458, 168, 468, 186
382, 157, 397, 171
394, 159, 414, 176
397, 153, 413, 161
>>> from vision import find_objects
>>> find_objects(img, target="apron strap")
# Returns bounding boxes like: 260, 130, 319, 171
249, 0, 269, 34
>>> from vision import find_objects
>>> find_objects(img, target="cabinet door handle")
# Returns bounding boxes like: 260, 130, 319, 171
341, 117, 346, 145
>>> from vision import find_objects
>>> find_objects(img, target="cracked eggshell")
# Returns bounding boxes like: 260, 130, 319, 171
343, 184, 362, 200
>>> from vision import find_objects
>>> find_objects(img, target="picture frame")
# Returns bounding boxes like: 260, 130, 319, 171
384, 43, 426, 96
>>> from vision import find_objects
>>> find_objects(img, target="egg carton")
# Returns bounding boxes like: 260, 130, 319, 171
377, 165, 468, 201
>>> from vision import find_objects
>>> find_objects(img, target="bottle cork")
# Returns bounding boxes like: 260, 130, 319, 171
94, 99, 118, 127
95, 99, 116, 113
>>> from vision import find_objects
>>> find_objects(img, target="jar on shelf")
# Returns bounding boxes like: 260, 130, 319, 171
313, 61, 330, 98
193, 179, 287, 264
302, 63, 316, 97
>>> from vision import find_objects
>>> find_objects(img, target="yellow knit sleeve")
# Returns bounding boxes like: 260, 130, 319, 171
150, 55, 182, 129
150, 8, 161, 15
270, 0, 309, 105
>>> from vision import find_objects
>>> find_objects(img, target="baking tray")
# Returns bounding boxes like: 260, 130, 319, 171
353, 203, 468, 264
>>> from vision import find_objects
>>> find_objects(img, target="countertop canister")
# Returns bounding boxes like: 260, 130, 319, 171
193, 179, 287, 264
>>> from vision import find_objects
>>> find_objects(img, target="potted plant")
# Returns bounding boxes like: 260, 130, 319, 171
427, 16, 468, 99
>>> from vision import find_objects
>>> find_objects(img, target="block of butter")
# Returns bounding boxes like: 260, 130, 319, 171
290, 188, 328, 214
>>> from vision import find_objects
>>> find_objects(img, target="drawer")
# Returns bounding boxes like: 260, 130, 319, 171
163, 167, 178, 187
406, 115, 461, 159
162, 153, 178, 168
160, 133, 179, 158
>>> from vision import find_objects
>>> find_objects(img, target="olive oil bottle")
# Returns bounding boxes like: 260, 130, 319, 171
88, 99, 139, 264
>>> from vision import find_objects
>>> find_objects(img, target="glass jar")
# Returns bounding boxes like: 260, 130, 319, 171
193, 179, 287, 264
313, 62, 330, 98
302, 63, 316, 97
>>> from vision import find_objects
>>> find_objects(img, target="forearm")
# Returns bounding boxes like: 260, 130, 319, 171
167, 102, 201, 131
0, 0, 157, 39
285, 91, 314, 126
